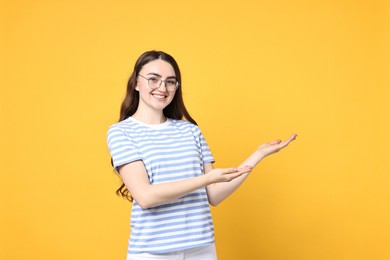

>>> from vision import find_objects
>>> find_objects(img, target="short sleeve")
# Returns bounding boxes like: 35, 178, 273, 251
106, 125, 142, 173
194, 126, 215, 164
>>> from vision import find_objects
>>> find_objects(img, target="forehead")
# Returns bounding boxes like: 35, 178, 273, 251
140, 59, 176, 76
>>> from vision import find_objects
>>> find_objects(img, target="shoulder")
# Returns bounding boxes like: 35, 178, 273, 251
107, 118, 138, 138
169, 118, 200, 130
168, 119, 205, 139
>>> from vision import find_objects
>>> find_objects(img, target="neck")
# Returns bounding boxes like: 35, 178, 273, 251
132, 110, 166, 125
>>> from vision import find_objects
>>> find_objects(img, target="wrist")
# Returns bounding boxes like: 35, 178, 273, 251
254, 150, 266, 160
246, 150, 265, 167
201, 173, 212, 186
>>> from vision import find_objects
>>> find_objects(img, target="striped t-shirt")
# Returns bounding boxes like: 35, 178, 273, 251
106, 117, 215, 254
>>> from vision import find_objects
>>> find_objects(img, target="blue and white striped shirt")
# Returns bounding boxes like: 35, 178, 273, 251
106, 117, 215, 254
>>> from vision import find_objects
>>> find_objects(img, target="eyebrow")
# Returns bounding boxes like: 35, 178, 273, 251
146, 72, 176, 79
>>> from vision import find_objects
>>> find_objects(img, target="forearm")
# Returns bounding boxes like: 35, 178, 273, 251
136, 174, 209, 209
239, 150, 265, 168
120, 161, 245, 209
207, 151, 265, 206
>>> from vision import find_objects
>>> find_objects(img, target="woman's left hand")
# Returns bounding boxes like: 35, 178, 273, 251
256, 134, 298, 158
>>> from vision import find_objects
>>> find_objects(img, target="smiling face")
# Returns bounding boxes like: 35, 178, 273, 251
135, 59, 177, 115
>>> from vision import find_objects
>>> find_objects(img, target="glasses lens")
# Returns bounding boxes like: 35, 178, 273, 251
165, 79, 178, 90
148, 77, 160, 89
145, 76, 178, 91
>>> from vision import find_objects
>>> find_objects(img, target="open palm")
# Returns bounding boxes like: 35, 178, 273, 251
257, 134, 298, 157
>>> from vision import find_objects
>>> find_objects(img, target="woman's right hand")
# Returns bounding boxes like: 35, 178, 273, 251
205, 166, 253, 185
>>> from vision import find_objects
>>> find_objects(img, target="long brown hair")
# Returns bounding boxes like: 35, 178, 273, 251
114, 50, 197, 201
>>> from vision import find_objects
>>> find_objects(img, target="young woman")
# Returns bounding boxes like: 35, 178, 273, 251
106, 50, 297, 260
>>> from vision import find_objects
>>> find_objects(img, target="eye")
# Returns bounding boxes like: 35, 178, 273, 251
167, 79, 177, 86
149, 77, 160, 84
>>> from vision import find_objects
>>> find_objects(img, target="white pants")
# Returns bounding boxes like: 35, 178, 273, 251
127, 243, 217, 260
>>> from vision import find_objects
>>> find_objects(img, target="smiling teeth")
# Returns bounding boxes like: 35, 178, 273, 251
153, 94, 166, 98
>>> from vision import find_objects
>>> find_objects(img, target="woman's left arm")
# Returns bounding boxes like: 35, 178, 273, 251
205, 134, 297, 206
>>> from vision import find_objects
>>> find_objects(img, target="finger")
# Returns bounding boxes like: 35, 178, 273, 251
238, 168, 252, 174
237, 168, 251, 176
238, 165, 253, 170
269, 139, 282, 145
238, 165, 253, 173
226, 171, 247, 181
223, 168, 239, 174
286, 134, 298, 143
280, 134, 298, 148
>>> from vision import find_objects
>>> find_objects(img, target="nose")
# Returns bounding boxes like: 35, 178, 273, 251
156, 79, 167, 91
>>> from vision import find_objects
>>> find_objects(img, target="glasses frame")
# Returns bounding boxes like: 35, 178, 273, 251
138, 74, 179, 91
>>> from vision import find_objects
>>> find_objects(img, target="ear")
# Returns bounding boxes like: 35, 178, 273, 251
135, 81, 140, 91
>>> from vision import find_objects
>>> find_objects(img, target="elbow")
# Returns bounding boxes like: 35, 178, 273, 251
208, 198, 221, 207
133, 195, 154, 209
134, 193, 163, 209
207, 188, 222, 207
136, 199, 153, 210
136, 200, 149, 209
131, 188, 159, 209
209, 202, 219, 207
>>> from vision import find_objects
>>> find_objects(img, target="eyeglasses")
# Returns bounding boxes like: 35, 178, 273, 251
138, 74, 179, 91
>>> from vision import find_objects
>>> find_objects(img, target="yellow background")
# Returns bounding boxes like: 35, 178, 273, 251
1, 0, 389, 259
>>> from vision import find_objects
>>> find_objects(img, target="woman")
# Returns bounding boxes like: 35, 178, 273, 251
106, 50, 297, 259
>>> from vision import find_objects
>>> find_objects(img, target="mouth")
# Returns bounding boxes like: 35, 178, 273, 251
151, 93, 168, 99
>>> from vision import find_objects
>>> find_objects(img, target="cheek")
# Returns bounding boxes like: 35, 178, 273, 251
135, 80, 145, 92
168, 92, 176, 102
136, 84, 149, 94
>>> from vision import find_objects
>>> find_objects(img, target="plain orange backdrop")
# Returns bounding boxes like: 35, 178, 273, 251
1, 0, 389, 259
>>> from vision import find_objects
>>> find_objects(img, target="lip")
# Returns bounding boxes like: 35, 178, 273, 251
150, 93, 168, 99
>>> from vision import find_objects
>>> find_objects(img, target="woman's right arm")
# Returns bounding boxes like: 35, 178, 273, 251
119, 161, 252, 209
